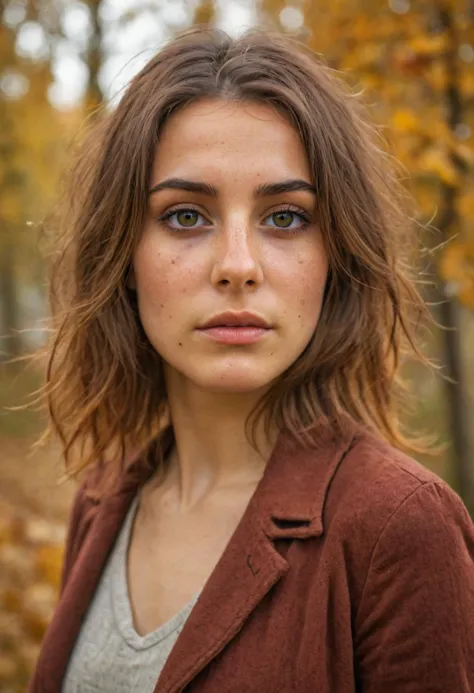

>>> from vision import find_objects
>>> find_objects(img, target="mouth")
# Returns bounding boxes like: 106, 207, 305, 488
196, 324, 271, 345
199, 311, 271, 330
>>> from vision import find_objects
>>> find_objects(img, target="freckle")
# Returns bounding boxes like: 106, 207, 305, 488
171, 259, 175, 265
160, 304, 164, 308
178, 342, 182, 346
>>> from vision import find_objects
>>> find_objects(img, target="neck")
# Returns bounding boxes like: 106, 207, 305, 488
161, 370, 279, 509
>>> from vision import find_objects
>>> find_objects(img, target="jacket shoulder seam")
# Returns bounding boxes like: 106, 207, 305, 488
354, 437, 435, 485
355, 478, 439, 619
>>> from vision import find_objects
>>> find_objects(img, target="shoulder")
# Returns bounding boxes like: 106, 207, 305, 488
319, 436, 474, 688
316, 432, 474, 623
327, 430, 461, 526
322, 430, 473, 573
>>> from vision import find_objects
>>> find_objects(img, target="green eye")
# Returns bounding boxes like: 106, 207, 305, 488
157, 206, 310, 234
272, 211, 293, 228
176, 210, 199, 227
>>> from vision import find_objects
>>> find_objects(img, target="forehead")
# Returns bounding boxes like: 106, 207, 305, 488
151, 98, 311, 181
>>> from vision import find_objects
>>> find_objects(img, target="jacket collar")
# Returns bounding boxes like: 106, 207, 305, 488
254, 426, 358, 539
112, 423, 358, 539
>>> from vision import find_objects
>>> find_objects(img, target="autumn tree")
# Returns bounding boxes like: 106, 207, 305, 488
0, 10, 62, 361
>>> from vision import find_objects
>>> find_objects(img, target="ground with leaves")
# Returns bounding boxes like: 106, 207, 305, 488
0, 417, 74, 691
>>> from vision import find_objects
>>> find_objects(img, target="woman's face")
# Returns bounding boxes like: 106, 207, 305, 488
132, 98, 328, 395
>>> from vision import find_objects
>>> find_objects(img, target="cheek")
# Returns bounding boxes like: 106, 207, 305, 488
132, 251, 173, 338
132, 239, 196, 315
283, 248, 328, 328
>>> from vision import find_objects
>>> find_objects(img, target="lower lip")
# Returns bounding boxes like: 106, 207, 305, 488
197, 326, 271, 345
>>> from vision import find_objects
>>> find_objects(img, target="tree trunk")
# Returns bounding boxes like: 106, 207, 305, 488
433, 6, 473, 509
0, 237, 22, 360
82, 0, 103, 111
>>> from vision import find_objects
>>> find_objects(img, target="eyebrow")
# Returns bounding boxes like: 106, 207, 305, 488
148, 177, 317, 198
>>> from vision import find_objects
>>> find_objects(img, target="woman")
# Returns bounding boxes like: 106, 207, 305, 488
29, 26, 473, 693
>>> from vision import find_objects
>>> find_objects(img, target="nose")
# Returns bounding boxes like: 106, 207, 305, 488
210, 223, 264, 292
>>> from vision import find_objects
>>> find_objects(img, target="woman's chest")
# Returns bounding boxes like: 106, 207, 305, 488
127, 497, 252, 636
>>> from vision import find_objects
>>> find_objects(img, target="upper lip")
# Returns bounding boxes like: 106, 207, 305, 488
199, 311, 271, 329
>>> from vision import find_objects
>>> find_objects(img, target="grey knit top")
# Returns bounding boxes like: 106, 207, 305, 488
62, 494, 201, 693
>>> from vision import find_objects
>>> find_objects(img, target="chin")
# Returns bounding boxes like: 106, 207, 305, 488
177, 359, 281, 395
195, 372, 276, 394
204, 380, 272, 395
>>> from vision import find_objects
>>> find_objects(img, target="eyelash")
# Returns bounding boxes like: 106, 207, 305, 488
156, 204, 311, 235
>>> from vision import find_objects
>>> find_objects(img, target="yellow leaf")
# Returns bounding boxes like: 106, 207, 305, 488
392, 109, 420, 133
458, 193, 474, 219
34, 545, 64, 590
460, 71, 474, 97
193, 0, 216, 25
418, 147, 460, 186
439, 240, 474, 310
409, 33, 449, 56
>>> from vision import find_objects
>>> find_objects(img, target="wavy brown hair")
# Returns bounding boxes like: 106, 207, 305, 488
32, 26, 437, 485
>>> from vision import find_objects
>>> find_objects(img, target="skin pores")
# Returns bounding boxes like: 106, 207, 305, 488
131, 99, 328, 400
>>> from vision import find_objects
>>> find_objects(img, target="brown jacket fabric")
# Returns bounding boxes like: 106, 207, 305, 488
28, 429, 474, 692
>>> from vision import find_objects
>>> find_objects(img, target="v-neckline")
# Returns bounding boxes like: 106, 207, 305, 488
111, 493, 200, 650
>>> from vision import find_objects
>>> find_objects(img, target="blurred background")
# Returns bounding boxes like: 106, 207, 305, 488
0, 0, 473, 688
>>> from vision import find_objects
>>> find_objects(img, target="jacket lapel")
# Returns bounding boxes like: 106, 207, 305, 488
155, 494, 288, 693
36, 475, 144, 692
156, 428, 358, 693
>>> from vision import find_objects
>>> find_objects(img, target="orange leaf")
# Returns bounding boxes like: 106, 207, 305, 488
34, 545, 64, 590
392, 109, 420, 133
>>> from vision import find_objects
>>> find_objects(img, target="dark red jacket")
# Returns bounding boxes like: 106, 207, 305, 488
28, 429, 474, 692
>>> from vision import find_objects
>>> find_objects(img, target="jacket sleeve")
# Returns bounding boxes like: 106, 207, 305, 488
354, 480, 474, 692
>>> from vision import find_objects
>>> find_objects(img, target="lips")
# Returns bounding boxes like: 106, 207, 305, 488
199, 311, 271, 330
